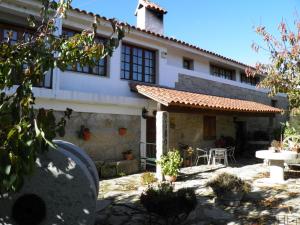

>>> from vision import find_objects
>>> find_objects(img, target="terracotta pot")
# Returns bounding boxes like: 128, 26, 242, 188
83, 130, 91, 141
123, 153, 134, 160
119, 128, 127, 136
184, 159, 191, 167
164, 175, 177, 182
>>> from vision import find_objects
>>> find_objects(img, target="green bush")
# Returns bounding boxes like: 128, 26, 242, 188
140, 182, 197, 222
141, 172, 157, 185
207, 173, 251, 197
156, 149, 183, 177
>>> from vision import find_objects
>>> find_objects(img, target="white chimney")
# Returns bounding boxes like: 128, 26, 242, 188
135, 0, 167, 35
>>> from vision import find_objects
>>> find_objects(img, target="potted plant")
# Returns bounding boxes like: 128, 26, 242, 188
184, 147, 193, 167
140, 182, 197, 224
269, 140, 282, 152
78, 125, 91, 141
207, 173, 251, 206
122, 150, 134, 160
157, 149, 183, 182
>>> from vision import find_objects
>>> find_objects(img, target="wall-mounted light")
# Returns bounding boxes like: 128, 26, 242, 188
142, 107, 149, 119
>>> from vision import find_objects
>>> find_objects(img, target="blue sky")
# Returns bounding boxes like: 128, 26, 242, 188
71, 0, 299, 66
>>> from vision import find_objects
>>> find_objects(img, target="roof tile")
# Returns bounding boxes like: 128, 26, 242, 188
132, 84, 282, 114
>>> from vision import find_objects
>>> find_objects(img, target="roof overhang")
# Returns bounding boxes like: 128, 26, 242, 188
130, 83, 283, 116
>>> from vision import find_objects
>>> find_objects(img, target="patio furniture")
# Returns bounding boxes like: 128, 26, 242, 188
256, 150, 299, 183
195, 148, 209, 165
227, 146, 236, 162
209, 148, 228, 166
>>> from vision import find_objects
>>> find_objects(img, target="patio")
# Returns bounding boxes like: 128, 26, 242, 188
95, 159, 300, 225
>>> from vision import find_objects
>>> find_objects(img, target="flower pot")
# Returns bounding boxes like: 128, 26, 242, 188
83, 130, 91, 141
119, 128, 127, 136
164, 175, 177, 182
184, 159, 191, 167
123, 153, 134, 160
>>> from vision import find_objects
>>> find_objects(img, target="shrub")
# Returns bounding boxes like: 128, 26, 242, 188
141, 172, 157, 185
207, 173, 251, 197
140, 182, 197, 222
156, 149, 183, 177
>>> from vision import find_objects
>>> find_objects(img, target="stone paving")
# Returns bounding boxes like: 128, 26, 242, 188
95, 160, 300, 225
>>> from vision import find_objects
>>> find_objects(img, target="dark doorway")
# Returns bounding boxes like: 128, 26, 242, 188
146, 117, 156, 144
235, 121, 247, 155
146, 117, 156, 171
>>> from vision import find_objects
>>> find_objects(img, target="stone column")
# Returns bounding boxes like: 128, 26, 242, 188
140, 116, 147, 170
156, 111, 169, 181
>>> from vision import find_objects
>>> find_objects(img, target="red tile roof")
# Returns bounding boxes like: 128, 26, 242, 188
141, 0, 167, 14
70, 7, 254, 69
132, 84, 282, 114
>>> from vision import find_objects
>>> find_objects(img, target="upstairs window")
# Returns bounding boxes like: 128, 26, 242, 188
0, 23, 52, 88
240, 73, 260, 86
210, 64, 235, 80
183, 58, 194, 70
121, 44, 156, 83
62, 29, 107, 77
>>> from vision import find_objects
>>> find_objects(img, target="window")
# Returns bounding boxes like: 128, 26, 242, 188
240, 73, 260, 86
121, 44, 156, 83
183, 58, 194, 70
271, 99, 277, 107
203, 116, 216, 140
0, 23, 52, 88
62, 29, 107, 77
210, 64, 235, 80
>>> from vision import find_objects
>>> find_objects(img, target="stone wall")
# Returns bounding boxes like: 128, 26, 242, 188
175, 74, 289, 135
169, 113, 235, 149
54, 111, 141, 162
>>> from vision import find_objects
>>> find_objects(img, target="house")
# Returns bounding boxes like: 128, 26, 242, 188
0, 0, 288, 174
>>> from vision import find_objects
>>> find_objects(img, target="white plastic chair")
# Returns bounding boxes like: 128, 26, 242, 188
227, 146, 236, 162
213, 149, 228, 166
195, 148, 209, 165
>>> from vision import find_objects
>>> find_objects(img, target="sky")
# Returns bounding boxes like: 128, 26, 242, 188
71, 0, 300, 66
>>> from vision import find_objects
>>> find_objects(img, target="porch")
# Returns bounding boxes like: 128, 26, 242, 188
133, 84, 283, 179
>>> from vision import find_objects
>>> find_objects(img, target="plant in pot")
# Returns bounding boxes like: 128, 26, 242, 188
269, 140, 282, 152
122, 150, 134, 160
78, 125, 91, 141
207, 173, 251, 206
157, 149, 183, 182
140, 182, 197, 224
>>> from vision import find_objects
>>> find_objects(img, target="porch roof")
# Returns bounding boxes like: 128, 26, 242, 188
131, 84, 283, 114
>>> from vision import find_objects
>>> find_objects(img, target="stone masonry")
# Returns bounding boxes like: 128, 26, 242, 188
54, 111, 141, 163
175, 74, 289, 134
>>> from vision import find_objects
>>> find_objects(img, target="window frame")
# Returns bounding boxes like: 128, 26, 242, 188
210, 64, 235, 81
203, 116, 216, 140
121, 43, 156, 84
62, 28, 108, 77
0, 22, 53, 89
183, 57, 194, 70
240, 73, 260, 86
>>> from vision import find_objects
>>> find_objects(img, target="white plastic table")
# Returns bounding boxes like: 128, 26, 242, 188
256, 150, 299, 183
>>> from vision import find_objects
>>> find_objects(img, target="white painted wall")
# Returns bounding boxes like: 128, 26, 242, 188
0, 0, 283, 114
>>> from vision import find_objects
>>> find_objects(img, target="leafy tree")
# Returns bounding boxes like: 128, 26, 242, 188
0, 0, 126, 193
248, 18, 300, 110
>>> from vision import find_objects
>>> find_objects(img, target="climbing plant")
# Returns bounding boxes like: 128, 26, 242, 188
0, 0, 126, 193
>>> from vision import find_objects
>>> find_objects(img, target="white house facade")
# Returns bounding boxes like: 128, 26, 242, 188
0, 0, 288, 175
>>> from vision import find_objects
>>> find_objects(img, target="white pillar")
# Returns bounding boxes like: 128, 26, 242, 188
140, 116, 147, 170
156, 111, 169, 181
52, 17, 62, 91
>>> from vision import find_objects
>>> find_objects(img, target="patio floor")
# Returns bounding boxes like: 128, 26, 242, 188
95, 159, 300, 225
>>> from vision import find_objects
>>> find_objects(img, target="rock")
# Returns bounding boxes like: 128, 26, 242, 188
96, 199, 112, 212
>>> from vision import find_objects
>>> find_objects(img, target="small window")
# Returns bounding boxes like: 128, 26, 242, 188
183, 58, 194, 70
210, 64, 235, 80
203, 116, 216, 140
240, 73, 260, 86
271, 100, 277, 107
